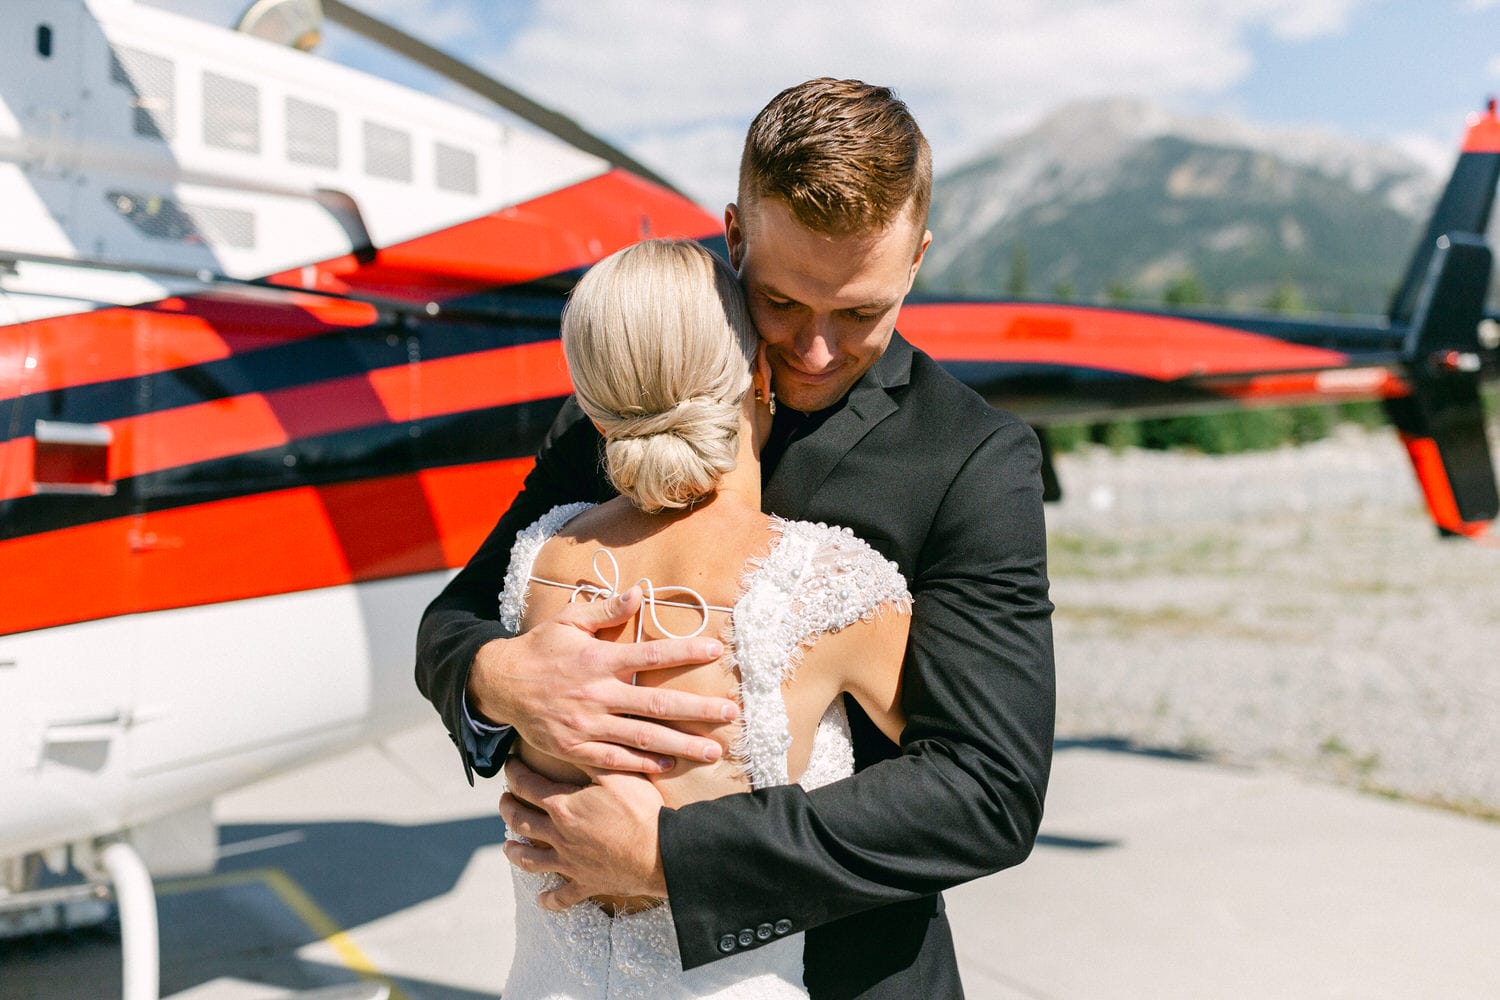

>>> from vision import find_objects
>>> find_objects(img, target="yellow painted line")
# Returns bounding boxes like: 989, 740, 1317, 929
159, 867, 409, 1000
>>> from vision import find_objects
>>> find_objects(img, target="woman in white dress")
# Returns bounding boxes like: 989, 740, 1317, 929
499, 238, 911, 999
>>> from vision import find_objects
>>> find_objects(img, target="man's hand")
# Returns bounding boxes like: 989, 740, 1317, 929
468, 586, 737, 773
500, 756, 668, 907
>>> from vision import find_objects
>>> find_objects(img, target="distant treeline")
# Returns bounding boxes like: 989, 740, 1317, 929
1046, 400, 1389, 456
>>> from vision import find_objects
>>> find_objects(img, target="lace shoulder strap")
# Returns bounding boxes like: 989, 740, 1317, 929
498, 501, 596, 633
786, 520, 912, 636
727, 519, 911, 789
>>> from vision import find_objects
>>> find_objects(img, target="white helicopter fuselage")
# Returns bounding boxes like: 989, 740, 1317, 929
0, 0, 617, 882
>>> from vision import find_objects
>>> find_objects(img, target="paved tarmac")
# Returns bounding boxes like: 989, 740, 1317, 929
5, 722, 1499, 999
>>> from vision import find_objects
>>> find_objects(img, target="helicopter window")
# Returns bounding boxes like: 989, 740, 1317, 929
363, 121, 412, 182
107, 190, 255, 250
435, 143, 478, 195
203, 72, 260, 153
110, 47, 175, 141
286, 97, 338, 168
36, 24, 52, 58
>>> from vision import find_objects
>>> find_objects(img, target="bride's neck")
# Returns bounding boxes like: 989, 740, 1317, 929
715, 409, 763, 510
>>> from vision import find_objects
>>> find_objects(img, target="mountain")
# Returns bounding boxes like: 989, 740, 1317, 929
920, 98, 1443, 314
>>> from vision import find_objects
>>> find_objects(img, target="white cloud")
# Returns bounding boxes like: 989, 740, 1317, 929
1390, 131, 1458, 179
350, 0, 1380, 207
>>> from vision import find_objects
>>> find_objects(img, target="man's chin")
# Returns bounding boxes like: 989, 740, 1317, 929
774, 371, 854, 414
778, 386, 842, 414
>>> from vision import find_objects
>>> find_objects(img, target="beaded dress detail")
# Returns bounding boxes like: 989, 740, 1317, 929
498, 504, 910, 1000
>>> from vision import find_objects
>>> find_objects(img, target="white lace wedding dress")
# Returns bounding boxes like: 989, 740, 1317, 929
498, 502, 910, 1000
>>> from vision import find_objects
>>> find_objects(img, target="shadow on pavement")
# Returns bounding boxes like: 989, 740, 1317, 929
0, 813, 508, 1000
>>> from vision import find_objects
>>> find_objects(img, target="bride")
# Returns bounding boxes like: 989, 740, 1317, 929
497, 238, 912, 999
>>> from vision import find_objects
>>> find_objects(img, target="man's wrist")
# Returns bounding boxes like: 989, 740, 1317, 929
648, 806, 670, 897
462, 692, 510, 733
464, 635, 514, 729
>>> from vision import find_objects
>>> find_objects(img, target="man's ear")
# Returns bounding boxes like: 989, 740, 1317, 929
907, 229, 933, 291
725, 203, 746, 270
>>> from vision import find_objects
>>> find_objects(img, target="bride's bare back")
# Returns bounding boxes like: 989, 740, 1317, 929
512, 492, 910, 913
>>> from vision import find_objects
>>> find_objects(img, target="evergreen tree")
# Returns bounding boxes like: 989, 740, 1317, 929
1163, 270, 1207, 307
1263, 281, 1308, 314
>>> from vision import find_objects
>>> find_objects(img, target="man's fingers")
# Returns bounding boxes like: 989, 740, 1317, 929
498, 791, 558, 844
592, 716, 726, 765
539, 881, 593, 912
565, 585, 643, 632
617, 682, 738, 724
568, 742, 677, 774
502, 838, 559, 875
503, 756, 577, 806
614, 636, 724, 677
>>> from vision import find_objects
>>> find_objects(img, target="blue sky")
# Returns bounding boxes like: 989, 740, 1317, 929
156, 0, 1500, 208
1206, 2, 1500, 154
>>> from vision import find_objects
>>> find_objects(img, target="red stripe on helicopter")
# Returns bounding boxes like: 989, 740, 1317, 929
898, 303, 1354, 379
1192, 368, 1409, 403
1401, 434, 1492, 538
1, 458, 534, 635
7, 169, 713, 398
268, 169, 718, 304
0, 340, 572, 503
13, 294, 381, 397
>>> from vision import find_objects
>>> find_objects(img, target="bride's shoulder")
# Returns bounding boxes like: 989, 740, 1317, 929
762, 518, 911, 625
516, 501, 598, 546
771, 517, 895, 568
500, 502, 596, 631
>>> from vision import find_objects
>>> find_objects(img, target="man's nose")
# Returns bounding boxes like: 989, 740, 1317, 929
793, 316, 837, 371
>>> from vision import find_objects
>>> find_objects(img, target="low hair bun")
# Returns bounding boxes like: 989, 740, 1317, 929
560, 240, 758, 512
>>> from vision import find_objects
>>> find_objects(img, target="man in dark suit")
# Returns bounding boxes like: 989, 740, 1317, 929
416, 78, 1054, 999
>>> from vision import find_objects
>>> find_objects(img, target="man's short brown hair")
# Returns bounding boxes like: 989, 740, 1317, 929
738, 77, 932, 238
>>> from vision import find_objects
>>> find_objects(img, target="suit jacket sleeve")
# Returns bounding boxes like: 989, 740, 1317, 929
414, 397, 612, 781
658, 415, 1055, 969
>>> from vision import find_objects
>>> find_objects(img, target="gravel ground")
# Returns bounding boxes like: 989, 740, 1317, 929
1045, 424, 1500, 816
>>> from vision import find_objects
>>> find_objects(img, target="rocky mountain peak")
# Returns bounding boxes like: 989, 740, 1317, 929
923, 97, 1444, 312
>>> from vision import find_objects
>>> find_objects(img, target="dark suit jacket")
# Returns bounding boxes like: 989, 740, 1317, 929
415, 333, 1055, 999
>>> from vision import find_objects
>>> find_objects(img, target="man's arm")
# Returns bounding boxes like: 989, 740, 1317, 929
415, 398, 736, 781
658, 417, 1054, 968
416, 398, 610, 779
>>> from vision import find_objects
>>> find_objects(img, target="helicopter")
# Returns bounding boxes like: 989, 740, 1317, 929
1, 2, 1496, 998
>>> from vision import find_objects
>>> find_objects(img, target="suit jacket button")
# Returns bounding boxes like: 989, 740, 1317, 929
718, 934, 737, 953
773, 918, 793, 935
756, 922, 774, 940
737, 928, 755, 947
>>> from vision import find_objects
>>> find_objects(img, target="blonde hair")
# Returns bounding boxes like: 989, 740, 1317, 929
561, 239, 758, 512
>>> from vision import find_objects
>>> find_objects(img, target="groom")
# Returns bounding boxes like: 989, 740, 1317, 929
416, 77, 1055, 998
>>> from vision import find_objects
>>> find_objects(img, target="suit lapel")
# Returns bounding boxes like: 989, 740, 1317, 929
763, 334, 914, 519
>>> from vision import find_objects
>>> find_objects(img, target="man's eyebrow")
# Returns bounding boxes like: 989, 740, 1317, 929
753, 280, 895, 313
753, 280, 794, 301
